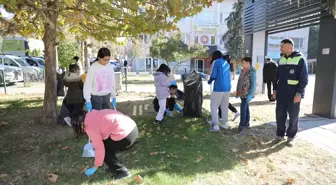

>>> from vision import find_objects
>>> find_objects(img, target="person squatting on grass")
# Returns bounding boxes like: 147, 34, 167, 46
208, 50, 231, 132
153, 81, 183, 117
236, 57, 256, 135
153, 64, 174, 124
72, 109, 138, 180
63, 63, 84, 126
83, 48, 117, 112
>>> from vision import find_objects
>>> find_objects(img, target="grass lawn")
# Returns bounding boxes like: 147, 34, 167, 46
0, 94, 336, 185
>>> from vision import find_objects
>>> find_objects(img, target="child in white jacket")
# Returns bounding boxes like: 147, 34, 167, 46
83, 48, 116, 111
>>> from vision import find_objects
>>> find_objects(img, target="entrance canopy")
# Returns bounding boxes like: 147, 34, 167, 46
244, 0, 329, 34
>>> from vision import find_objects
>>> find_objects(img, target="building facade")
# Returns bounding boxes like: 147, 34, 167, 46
130, 0, 237, 74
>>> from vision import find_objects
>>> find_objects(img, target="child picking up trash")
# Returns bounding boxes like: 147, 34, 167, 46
72, 109, 138, 180
236, 57, 256, 134
153, 64, 174, 124
153, 81, 183, 117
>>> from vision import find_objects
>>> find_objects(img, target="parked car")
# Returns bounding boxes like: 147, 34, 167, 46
109, 60, 121, 72
0, 54, 38, 82
21, 57, 45, 81
0, 64, 23, 84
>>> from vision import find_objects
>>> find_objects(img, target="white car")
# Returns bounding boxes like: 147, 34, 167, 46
0, 56, 24, 83
0, 54, 39, 82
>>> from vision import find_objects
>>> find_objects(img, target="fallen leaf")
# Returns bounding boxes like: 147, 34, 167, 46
80, 166, 89, 174
47, 173, 58, 183
134, 175, 143, 184
132, 151, 137, 155
149, 128, 153, 132
259, 174, 265, 179
287, 178, 295, 184
174, 134, 179, 138
61, 146, 69, 150
150, 152, 158, 156
0, 122, 8, 126
183, 136, 188, 140
216, 172, 221, 176
202, 134, 207, 137
0, 174, 8, 178
231, 148, 239, 153
196, 156, 204, 162
239, 154, 246, 160
243, 159, 249, 166
160, 151, 166, 154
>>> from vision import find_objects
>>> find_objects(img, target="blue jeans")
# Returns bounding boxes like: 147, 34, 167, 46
239, 98, 250, 128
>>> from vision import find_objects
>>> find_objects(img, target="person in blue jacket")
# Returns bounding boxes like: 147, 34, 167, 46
273, 38, 308, 147
208, 50, 231, 132
236, 57, 256, 134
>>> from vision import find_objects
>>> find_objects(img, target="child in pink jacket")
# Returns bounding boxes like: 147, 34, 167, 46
72, 109, 138, 180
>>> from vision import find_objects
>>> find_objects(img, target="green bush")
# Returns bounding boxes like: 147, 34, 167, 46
57, 41, 79, 69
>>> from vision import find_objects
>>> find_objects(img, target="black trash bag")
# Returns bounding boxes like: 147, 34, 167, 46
57, 98, 70, 125
182, 71, 203, 117
176, 89, 184, 100
57, 72, 65, 97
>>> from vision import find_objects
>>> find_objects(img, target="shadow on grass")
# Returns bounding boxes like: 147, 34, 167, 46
0, 97, 287, 185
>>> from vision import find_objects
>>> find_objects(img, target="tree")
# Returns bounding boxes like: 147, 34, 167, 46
222, 0, 244, 63
150, 33, 207, 72
307, 25, 319, 59
0, 0, 219, 123
126, 40, 147, 64
58, 41, 79, 69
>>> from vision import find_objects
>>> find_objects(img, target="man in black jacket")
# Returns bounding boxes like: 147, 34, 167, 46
263, 58, 278, 101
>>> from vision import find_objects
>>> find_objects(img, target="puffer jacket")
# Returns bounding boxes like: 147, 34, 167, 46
64, 72, 84, 104
153, 72, 171, 99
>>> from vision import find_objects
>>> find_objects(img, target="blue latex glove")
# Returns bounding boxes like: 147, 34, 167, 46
112, 97, 116, 109
86, 102, 92, 112
200, 72, 206, 79
165, 108, 173, 117
247, 95, 253, 102
85, 167, 97, 176
174, 103, 183, 113
207, 80, 212, 85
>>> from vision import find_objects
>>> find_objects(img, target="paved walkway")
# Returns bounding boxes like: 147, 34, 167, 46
271, 117, 336, 155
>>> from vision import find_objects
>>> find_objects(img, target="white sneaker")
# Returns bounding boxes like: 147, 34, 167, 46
210, 124, 220, 132
233, 112, 240, 121
219, 122, 229, 130
64, 117, 72, 126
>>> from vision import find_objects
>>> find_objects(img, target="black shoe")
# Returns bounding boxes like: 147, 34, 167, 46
153, 119, 163, 124
113, 170, 131, 180
286, 137, 294, 147
238, 126, 244, 135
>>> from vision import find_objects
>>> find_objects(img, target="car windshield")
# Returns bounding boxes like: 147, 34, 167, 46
13, 58, 30, 67
35, 58, 45, 65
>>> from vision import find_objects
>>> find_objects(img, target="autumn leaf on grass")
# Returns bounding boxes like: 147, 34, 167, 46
183, 136, 188, 140
196, 156, 204, 162
160, 151, 166, 154
149, 128, 153, 132
0, 174, 8, 178
243, 159, 249, 166
47, 173, 58, 183
259, 174, 265, 179
134, 175, 143, 184
202, 134, 207, 137
173, 133, 179, 138
150, 152, 158, 156
0, 122, 8, 127
287, 178, 295, 184
80, 166, 89, 174
61, 146, 69, 150
231, 148, 239, 153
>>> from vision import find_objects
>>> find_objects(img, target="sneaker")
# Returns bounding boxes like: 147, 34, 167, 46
274, 136, 285, 143
153, 120, 163, 124
210, 124, 220, 132
286, 137, 294, 147
64, 117, 72, 126
219, 122, 229, 130
233, 112, 240, 121
113, 170, 131, 180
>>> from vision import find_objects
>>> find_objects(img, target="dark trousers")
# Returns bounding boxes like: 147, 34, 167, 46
266, 80, 277, 100
218, 103, 237, 118
91, 94, 111, 110
103, 126, 138, 174
239, 98, 250, 128
67, 103, 83, 118
276, 100, 300, 138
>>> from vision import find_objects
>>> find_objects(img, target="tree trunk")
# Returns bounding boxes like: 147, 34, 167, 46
42, 10, 58, 124
84, 41, 89, 72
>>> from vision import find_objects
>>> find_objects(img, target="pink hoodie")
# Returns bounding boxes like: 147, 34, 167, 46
84, 109, 136, 167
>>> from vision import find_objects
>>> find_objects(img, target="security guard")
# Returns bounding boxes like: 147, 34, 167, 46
272, 39, 308, 147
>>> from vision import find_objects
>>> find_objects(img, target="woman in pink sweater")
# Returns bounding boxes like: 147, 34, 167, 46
73, 109, 138, 180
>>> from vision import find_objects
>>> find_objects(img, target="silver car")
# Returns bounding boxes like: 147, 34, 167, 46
0, 54, 39, 82
0, 64, 23, 84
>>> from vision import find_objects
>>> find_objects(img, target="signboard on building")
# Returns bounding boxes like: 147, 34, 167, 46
193, 24, 219, 32
3, 39, 25, 52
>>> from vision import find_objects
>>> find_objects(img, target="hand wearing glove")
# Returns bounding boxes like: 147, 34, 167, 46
247, 95, 253, 102
85, 167, 97, 176
207, 80, 212, 85
199, 72, 207, 79
86, 102, 92, 112
165, 109, 173, 117
112, 97, 116, 109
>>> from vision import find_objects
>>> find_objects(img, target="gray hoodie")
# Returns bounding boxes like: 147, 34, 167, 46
153, 72, 171, 99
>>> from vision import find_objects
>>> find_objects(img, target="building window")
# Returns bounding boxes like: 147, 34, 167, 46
291, 38, 304, 48
183, 33, 190, 44
194, 11, 216, 24
211, 36, 215, 45
194, 36, 199, 44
